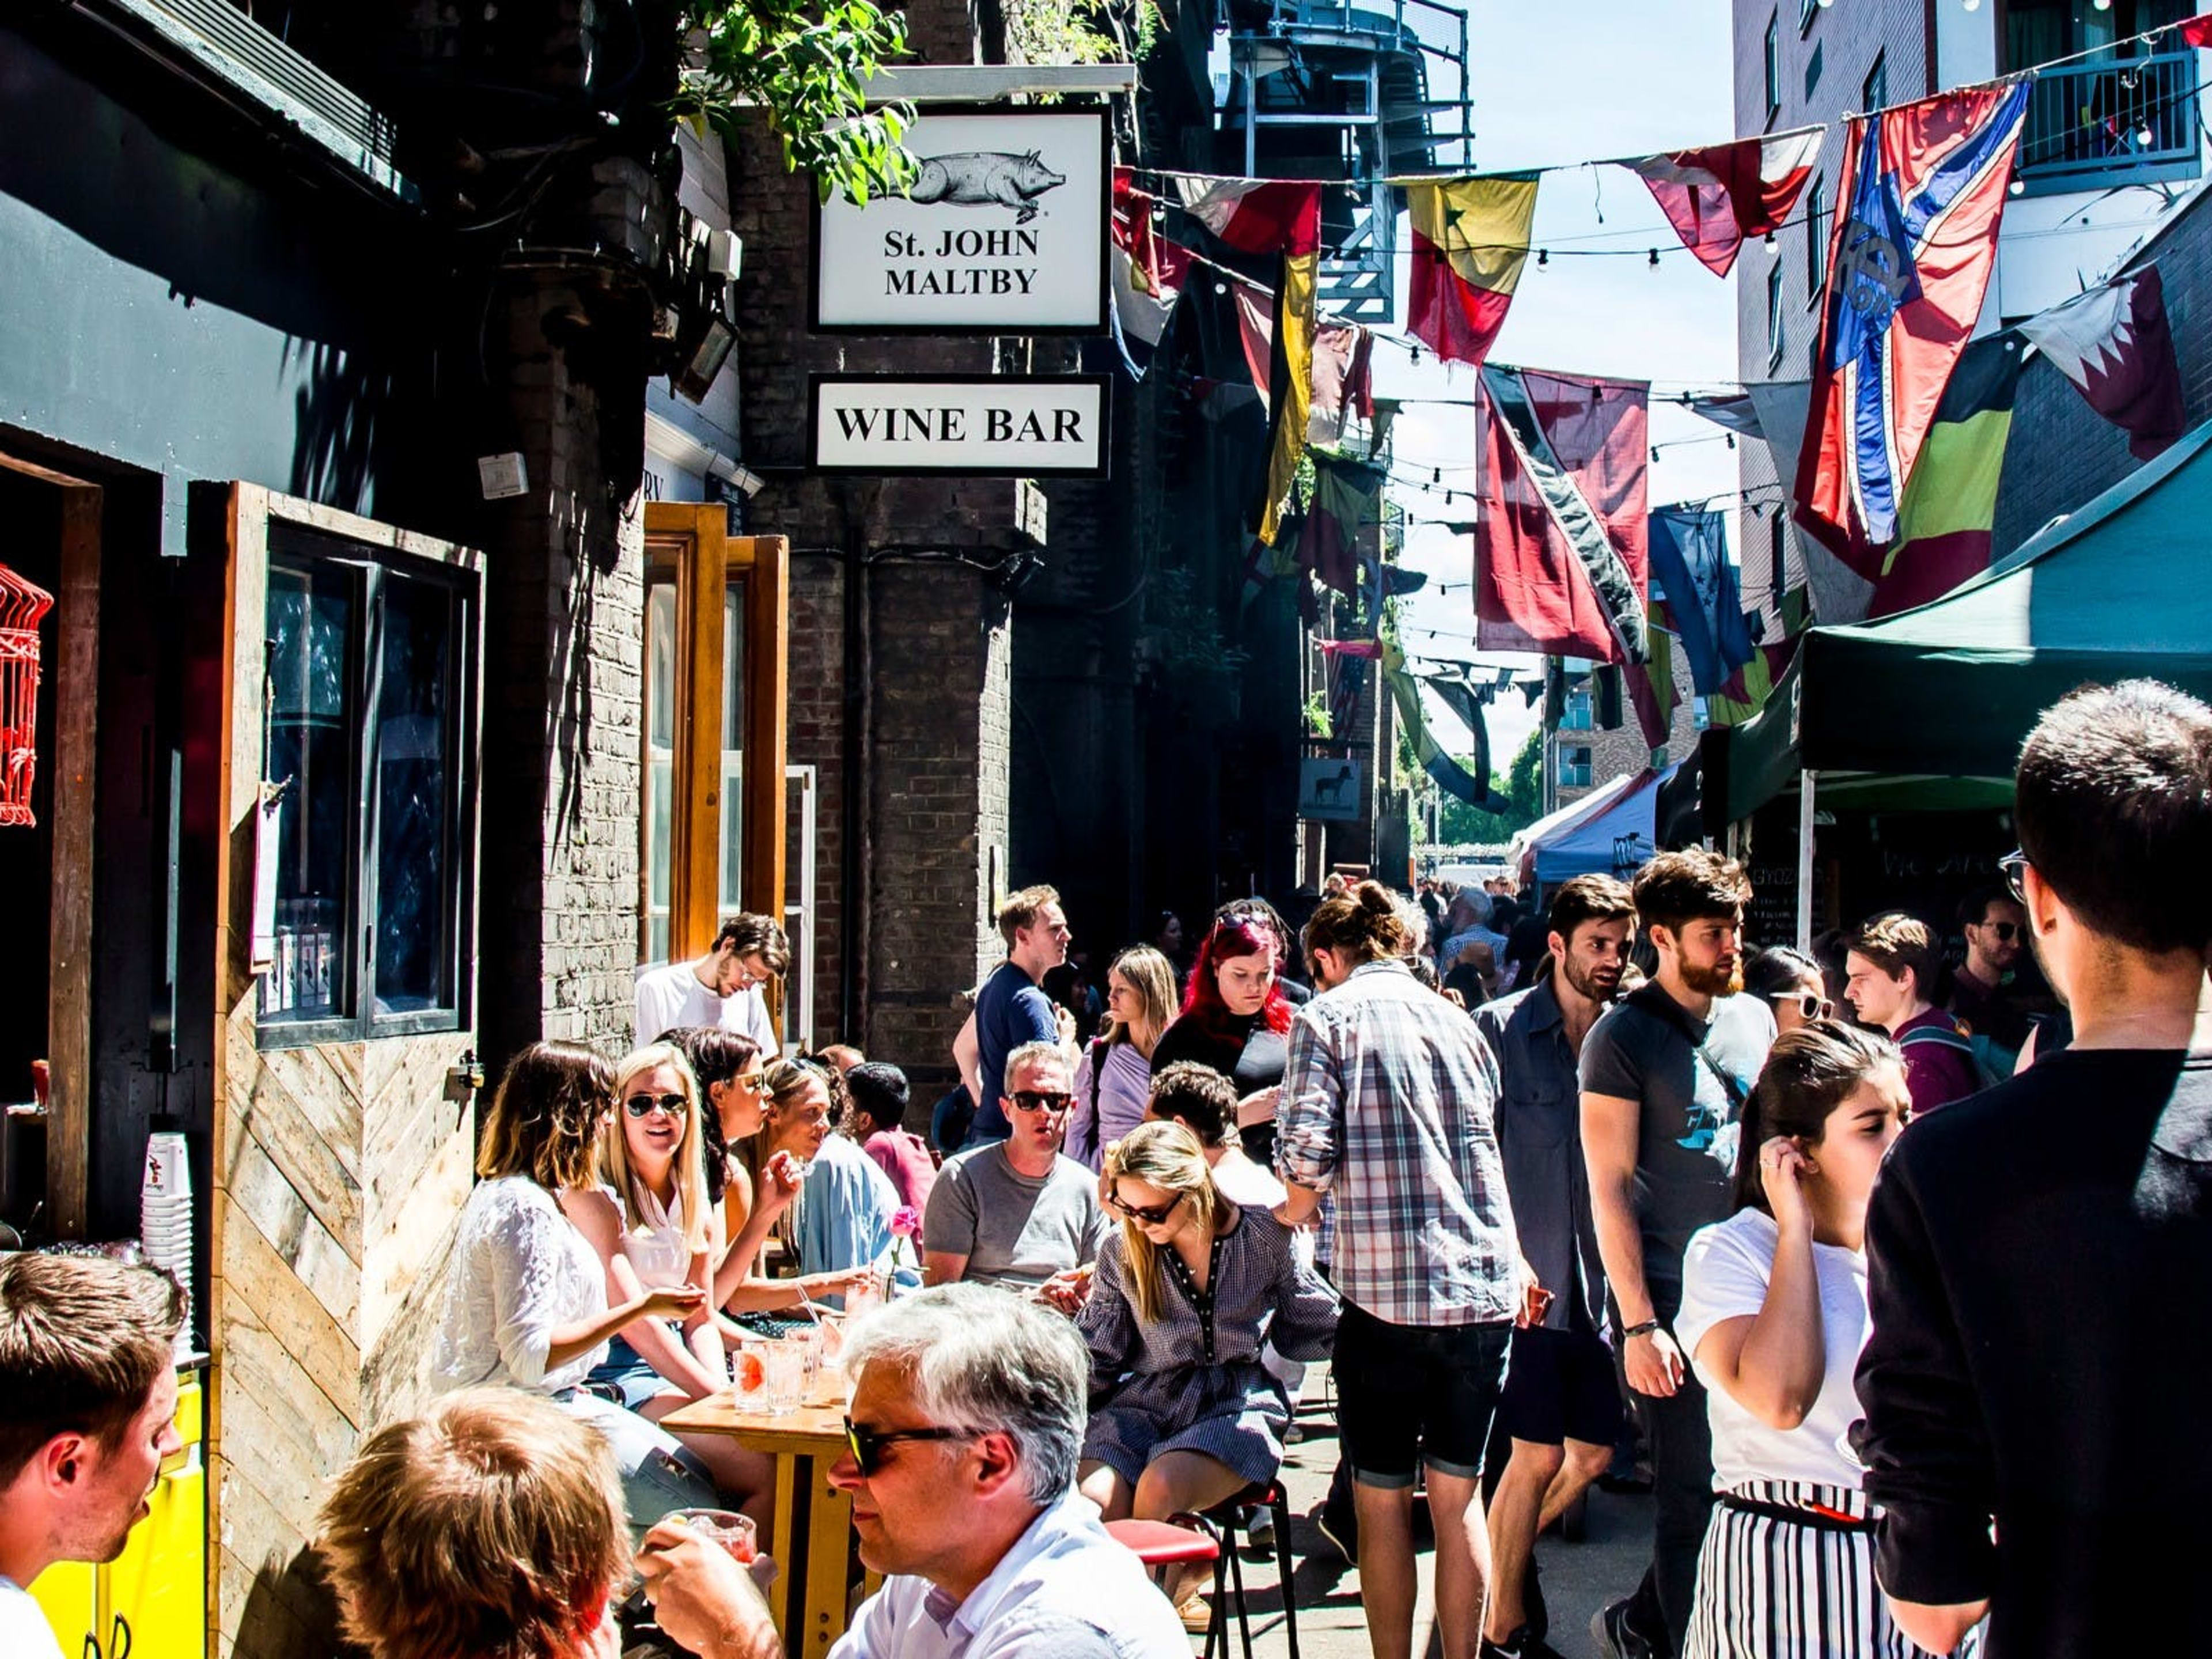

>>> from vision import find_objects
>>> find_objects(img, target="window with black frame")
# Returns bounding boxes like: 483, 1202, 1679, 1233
260, 531, 474, 1043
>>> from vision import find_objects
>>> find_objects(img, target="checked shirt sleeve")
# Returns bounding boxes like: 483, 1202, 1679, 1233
1274, 1009, 1343, 1192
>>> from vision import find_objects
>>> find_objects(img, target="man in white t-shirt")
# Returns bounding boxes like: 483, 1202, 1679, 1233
1, 1254, 189, 1659
635, 912, 787, 1051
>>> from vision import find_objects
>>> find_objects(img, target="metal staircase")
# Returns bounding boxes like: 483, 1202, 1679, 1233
1219, 0, 1475, 323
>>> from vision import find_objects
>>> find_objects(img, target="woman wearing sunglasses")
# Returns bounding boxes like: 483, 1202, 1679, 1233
1745, 946, 1834, 1037
1074, 1121, 1339, 1627
435, 1041, 724, 1530
560, 1043, 772, 1510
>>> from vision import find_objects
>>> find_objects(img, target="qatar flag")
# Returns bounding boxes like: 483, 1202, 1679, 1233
2016, 265, 2186, 461
1626, 127, 1823, 276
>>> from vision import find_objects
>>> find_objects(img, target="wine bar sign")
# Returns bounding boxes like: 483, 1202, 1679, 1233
810, 374, 1111, 476
812, 108, 1110, 332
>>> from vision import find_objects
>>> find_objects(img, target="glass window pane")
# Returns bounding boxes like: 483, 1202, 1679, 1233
374, 575, 456, 1015
649, 584, 676, 748
264, 562, 355, 1022
720, 579, 746, 913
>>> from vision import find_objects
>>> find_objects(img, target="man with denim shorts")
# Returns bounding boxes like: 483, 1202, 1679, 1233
1277, 880, 1520, 1659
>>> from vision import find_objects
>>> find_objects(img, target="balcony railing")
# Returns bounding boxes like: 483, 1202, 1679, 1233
2017, 49, 2201, 193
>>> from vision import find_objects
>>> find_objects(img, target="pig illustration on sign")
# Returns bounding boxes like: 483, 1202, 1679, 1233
908, 150, 1067, 224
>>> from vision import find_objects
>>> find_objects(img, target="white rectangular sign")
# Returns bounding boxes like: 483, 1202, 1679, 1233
1298, 758, 1365, 823
812, 109, 1109, 333
810, 376, 1111, 476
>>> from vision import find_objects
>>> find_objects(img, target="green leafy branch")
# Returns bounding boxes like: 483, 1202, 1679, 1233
676, 0, 919, 203
1003, 0, 1165, 68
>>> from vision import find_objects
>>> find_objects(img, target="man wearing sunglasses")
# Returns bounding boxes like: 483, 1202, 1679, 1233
638, 1285, 1189, 1658
1946, 885, 2033, 1064
923, 1042, 1105, 1290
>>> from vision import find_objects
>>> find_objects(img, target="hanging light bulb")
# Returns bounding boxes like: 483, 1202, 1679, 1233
2092, 0, 2111, 10
1648, 248, 1661, 267
1963, 0, 1979, 10
2138, 124, 2157, 148
1432, 467, 1442, 484
1537, 248, 1550, 268
2008, 176, 2025, 196
1650, 446, 1661, 464
1726, 434, 1737, 449
1764, 230, 1778, 253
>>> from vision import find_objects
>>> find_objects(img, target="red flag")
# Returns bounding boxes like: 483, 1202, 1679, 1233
2016, 265, 2186, 462
1406, 176, 1540, 367
2180, 15, 2212, 48
1232, 283, 1274, 403
1796, 81, 2031, 578
1626, 128, 1822, 276
1474, 366, 1650, 662
1173, 177, 1323, 255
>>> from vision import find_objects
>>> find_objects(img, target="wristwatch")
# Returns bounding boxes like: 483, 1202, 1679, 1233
1622, 1318, 1662, 1339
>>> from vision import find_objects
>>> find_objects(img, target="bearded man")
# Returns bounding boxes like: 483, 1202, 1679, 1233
1471, 875, 1638, 1659
1580, 851, 1774, 1659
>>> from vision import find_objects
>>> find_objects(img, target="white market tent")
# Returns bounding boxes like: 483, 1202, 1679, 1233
1512, 762, 1680, 888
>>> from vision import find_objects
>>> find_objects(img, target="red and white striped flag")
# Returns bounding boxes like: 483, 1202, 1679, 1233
1626, 127, 1823, 276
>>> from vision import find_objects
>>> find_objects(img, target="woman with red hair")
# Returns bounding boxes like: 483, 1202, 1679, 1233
1149, 914, 1296, 1166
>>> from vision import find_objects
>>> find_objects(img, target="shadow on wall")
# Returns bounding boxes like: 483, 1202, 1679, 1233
285, 339, 389, 514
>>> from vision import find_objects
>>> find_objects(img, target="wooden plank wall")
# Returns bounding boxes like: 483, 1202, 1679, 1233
207, 486, 480, 1659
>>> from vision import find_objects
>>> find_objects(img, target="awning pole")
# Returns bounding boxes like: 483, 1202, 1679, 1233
1796, 771, 1817, 953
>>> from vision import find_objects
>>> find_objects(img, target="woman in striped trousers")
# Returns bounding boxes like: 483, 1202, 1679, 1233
1673, 1021, 1974, 1659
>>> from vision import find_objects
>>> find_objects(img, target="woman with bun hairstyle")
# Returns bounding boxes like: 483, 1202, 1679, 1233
1673, 1021, 1952, 1658
1151, 914, 1297, 1166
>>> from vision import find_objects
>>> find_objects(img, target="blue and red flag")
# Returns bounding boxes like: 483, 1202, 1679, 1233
1795, 79, 2032, 578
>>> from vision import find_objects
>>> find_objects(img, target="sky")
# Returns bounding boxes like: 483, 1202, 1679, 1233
1369, 0, 1744, 773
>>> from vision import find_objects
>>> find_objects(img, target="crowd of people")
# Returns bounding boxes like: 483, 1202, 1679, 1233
5, 679, 2210, 1659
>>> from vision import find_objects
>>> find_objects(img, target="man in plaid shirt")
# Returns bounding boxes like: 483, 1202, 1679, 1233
1276, 881, 1520, 1659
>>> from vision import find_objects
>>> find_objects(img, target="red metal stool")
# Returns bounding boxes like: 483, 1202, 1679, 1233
1105, 1519, 1221, 1649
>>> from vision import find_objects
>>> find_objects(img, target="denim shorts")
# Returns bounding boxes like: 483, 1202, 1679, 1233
584, 1334, 668, 1411
554, 1388, 716, 1536
1332, 1302, 1513, 1487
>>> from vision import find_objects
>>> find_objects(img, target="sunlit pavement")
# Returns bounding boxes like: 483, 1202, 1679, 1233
1194, 1367, 1654, 1659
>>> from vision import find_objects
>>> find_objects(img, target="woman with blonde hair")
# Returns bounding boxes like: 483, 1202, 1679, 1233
1074, 1120, 1338, 1624
1067, 944, 1178, 1170
434, 1041, 724, 1527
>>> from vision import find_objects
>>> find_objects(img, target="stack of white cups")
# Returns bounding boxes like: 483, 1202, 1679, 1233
140, 1132, 194, 1357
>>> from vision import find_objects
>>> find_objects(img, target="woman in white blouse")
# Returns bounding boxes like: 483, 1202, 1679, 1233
1675, 1021, 1966, 1659
562, 1043, 768, 1507
434, 1041, 734, 1528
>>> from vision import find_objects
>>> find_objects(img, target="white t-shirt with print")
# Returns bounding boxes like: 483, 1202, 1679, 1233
1676, 1206, 1872, 1492
1, 1575, 67, 1659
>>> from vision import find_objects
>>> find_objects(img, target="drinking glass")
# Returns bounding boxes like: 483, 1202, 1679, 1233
732, 1336, 775, 1406
659, 1507, 757, 1565
760, 1339, 806, 1415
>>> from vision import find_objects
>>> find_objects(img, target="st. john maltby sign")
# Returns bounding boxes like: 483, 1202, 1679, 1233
812, 108, 1110, 333
809, 375, 1111, 477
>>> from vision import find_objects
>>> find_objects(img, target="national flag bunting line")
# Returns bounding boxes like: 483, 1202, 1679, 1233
1626, 128, 1822, 276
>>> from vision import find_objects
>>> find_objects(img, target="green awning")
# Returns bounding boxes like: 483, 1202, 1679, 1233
1715, 417, 2212, 815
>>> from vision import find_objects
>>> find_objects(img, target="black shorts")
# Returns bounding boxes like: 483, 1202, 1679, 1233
1498, 1325, 1624, 1449
1333, 1301, 1512, 1487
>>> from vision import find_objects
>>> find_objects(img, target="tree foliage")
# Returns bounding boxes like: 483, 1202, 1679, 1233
1435, 729, 1544, 845
677, 0, 919, 203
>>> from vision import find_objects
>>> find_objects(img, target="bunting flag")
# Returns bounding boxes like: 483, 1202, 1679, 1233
1864, 330, 2025, 619
2016, 264, 2186, 461
1796, 79, 2033, 577
1406, 175, 1540, 367
1232, 284, 1274, 402
1302, 452, 1384, 597
1474, 365, 1651, 662
1316, 638, 1382, 658
1647, 505, 1756, 694
2181, 14, 2212, 48
1706, 638, 1797, 728
1175, 177, 1324, 253
1626, 127, 1823, 276
1638, 618, 1681, 746
1109, 171, 1191, 378
1308, 323, 1377, 450
1389, 653, 1510, 810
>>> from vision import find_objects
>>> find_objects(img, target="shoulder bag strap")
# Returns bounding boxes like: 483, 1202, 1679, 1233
1627, 984, 1749, 1111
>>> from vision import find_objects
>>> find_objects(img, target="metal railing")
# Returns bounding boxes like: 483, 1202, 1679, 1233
2017, 49, 2201, 190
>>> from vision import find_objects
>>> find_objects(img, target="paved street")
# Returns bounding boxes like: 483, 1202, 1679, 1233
1199, 1370, 1652, 1659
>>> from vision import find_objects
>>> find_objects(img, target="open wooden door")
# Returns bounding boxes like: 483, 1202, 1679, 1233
639, 505, 789, 980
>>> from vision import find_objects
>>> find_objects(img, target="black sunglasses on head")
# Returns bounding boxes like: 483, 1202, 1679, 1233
624, 1093, 689, 1119
843, 1416, 966, 1475
1999, 850, 2032, 906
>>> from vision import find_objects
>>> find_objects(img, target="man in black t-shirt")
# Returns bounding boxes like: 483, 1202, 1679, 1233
1855, 681, 2212, 1658
1581, 851, 1774, 1658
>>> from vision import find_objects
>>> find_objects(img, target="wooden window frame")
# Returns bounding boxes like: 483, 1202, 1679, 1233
640, 505, 789, 965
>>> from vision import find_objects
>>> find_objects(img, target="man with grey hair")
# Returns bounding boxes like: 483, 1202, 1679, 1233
923, 1041, 1104, 1289
639, 1285, 1189, 1657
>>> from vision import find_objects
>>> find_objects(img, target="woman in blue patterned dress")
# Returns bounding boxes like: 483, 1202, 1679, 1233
1074, 1120, 1338, 1624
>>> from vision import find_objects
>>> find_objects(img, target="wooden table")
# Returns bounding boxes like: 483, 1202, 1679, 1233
663, 1378, 880, 1659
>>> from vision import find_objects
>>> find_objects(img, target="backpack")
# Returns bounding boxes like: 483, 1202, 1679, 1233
1897, 1018, 2009, 1093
